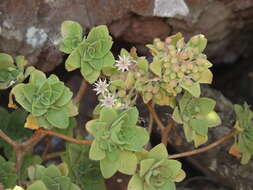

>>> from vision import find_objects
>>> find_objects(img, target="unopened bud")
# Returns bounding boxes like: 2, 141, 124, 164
165, 37, 172, 44
179, 52, 189, 60
171, 57, 178, 64
175, 86, 182, 93
169, 80, 177, 87
117, 90, 126, 97
172, 65, 180, 72
170, 73, 177, 79
177, 72, 184, 79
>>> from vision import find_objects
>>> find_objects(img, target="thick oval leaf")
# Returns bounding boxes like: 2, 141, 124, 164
127, 175, 143, 190
89, 140, 106, 161
61, 20, 83, 40
100, 157, 119, 178
118, 151, 137, 175
65, 48, 81, 71
148, 144, 168, 160
46, 109, 69, 129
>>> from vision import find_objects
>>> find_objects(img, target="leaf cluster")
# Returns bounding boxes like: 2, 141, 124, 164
233, 103, 253, 164
0, 53, 34, 89
172, 92, 221, 147
60, 21, 115, 83
11, 70, 77, 129
128, 144, 185, 190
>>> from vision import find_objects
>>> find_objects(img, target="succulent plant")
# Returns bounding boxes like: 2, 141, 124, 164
11, 69, 77, 129
128, 144, 185, 190
86, 107, 149, 178
172, 92, 221, 147
60, 21, 115, 83
27, 165, 80, 190
0, 53, 34, 90
233, 103, 253, 164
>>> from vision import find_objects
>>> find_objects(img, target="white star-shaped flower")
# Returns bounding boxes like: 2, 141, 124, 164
93, 79, 109, 95
115, 55, 134, 72
100, 93, 117, 108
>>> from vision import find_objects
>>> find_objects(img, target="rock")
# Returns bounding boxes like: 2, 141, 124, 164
1, 0, 253, 72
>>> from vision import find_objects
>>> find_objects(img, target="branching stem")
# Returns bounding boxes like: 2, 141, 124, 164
73, 79, 89, 105
168, 130, 238, 159
38, 129, 93, 145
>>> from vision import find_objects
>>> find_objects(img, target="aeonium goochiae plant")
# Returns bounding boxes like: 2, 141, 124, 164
0, 20, 251, 190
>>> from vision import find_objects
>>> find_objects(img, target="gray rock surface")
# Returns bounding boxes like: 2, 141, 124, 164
1, 0, 253, 72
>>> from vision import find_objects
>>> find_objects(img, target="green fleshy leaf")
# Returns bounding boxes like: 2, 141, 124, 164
181, 82, 200, 98
89, 140, 106, 161
189, 119, 209, 136
241, 152, 251, 164
54, 87, 73, 107
46, 109, 69, 128
193, 133, 208, 147
205, 111, 221, 127
199, 69, 213, 84
160, 181, 176, 190
86, 25, 111, 43
128, 175, 143, 190
0, 53, 14, 69
81, 67, 100, 84
136, 58, 149, 72
99, 107, 118, 124
183, 124, 193, 142
121, 107, 139, 127
118, 151, 137, 175
61, 21, 83, 39
197, 98, 216, 115
150, 59, 162, 77
100, 157, 119, 178
65, 48, 82, 71
27, 180, 48, 190
172, 107, 183, 124
140, 158, 156, 177
29, 70, 46, 86
122, 126, 149, 151
85, 120, 107, 139
12, 84, 32, 112
148, 144, 168, 160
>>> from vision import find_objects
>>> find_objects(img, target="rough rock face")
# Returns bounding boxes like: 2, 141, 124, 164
1, 0, 253, 72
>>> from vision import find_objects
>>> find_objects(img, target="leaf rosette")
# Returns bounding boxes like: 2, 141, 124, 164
86, 107, 149, 178
0, 53, 33, 90
233, 103, 253, 164
128, 144, 185, 190
11, 70, 77, 129
60, 21, 115, 83
172, 92, 221, 147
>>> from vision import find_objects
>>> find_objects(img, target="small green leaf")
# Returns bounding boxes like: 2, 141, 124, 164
61, 21, 83, 40
150, 59, 162, 77
27, 180, 48, 190
86, 25, 111, 43
197, 98, 216, 115
46, 109, 69, 128
65, 48, 81, 71
139, 158, 155, 177
181, 82, 200, 98
205, 111, 221, 127
189, 119, 209, 136
172, 107, 183, 124
100, 157, 119, 178
128, 175, 143, 190
0, 53, 14, 69
148, 144, 168, 160
118, 151, 137, 175
89, 140, 106, 161
199, 69, 213, 84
